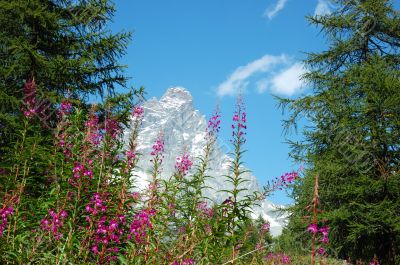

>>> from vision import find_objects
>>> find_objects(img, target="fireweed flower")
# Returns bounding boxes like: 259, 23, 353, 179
105, 118, 120, 139
370, 259, 380, 265
129, 191, 140, 201
207, 111, 221, 136
40, 209, 68, 240
85, 193, 109, 219
261, 222, 270, 233
182, 259, 195, 265
125, 150, 137, 173
128, 209, 156, 243
90, 215, 124, 261
21, 79, 37, 118
151, 136, 164, 157
175, 153, 193, 176
231, 98, 247, 144
150, 134, 165, 167
271, 171, 299, 191
69, 162, 93, 186
307, 223, 318, 234
319, 226, 329, 244
126, 150, 136, 163
265, 252, 291, 264
59, 101, 72, 116
318, 247, 326, 255
197, 201, 214, 218
132, 105, 144, 118
0, 206, 14, 236
85, 114, 101, 145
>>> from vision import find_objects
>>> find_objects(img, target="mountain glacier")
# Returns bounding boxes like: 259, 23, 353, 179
125, 87, 287, 236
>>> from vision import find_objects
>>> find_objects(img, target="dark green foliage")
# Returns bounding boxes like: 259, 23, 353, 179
278, 0, 400, 264
0, 0, 130, 195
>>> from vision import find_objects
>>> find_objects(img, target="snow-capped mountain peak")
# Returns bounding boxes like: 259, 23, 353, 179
126, 87, 287, 236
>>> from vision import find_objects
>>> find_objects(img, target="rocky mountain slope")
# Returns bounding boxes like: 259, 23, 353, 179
125, 87, 287, 236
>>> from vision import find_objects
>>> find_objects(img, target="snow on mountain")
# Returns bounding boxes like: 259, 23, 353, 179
124, 87, 287, 236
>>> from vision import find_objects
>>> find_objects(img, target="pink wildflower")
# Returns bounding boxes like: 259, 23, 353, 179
39, 209, 68, 240
151, 136, 164, 156
182, 259, 195, 265
21, 79, 37, 118
207, 111, 221, 135
105, 118, 120, 139
132, 105, 144, 118
0, 206, 14, 236
197, 201, 214, 218
261, 222, 270, 233
175, 153, 193, 176
318, 247, 326, 255
85, 114, 101, 145
129, 209, 156, 243
231, 97, 247, 143
271, 171, 299, 191
150, 134, 165, 165
59, 101, 72, 116
307, 223, 318, 234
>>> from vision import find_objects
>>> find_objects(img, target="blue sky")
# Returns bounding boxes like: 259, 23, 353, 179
110, 0, 334, 204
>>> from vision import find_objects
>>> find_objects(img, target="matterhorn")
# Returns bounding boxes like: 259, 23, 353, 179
124, 87, 287, 236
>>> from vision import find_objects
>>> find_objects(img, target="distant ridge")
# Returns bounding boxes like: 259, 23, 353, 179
125, 87, 287, 236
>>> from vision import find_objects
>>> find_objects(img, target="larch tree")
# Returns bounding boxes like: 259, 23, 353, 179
279, 0, 400, 263
0, 0, 131, 195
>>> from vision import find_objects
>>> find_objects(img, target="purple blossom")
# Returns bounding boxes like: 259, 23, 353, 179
231, 97, 247, 144
197, 201, 214, 218
129, 209, 156, 243
307, 223, 318, 234
370, 259, 380, 265
126, 150, 136, 165
175, 153, 193, 176
85, 114, 101, 145
319, 226, 329, 244
39, 209, 68, 240
182, 259, 195, 265
0, 206, 14, 236
265, 252, 291, 264
319, 226, 329, 236
21, 79, 37, 118
271, 171, 299, 191
132, 105, 144, 118
91, 244, 99, 254
151, 136, 164, 156
261, 222, 270, 233
129, 192, 140, 200
150, 135, 165, 165
105, 118, 120, 139
59, 101, 72, 116
318, 247, 326, 255
207, 111, 221, 135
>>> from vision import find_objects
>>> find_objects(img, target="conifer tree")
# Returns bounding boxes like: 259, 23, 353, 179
0, 0, 130, 195
279, 0, 400, 263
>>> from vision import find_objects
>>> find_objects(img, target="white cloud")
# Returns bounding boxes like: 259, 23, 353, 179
217, 54, 288, 97
256, 78, 270, 94
270, 62, 305, 96
264, 0, 289, 20
314, 0, 331, 16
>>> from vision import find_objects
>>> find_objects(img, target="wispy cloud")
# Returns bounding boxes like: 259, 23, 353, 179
264, 0, 289, 20
217, 54, 288, 97
217, 54, 306, 97
314, 0, 332, 16
269, 62, 306, 96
